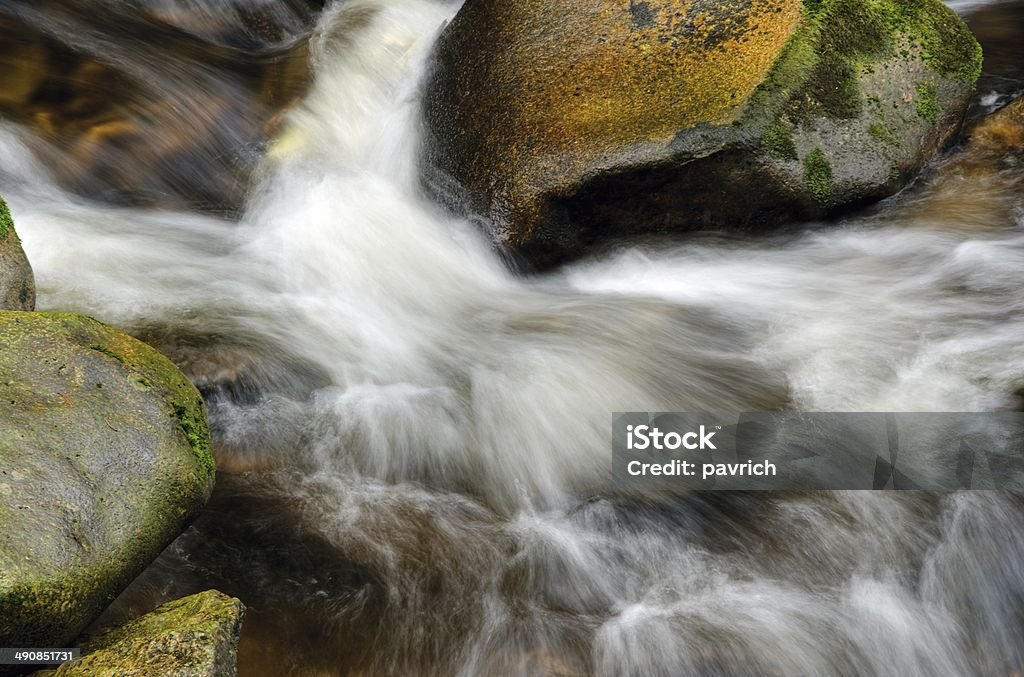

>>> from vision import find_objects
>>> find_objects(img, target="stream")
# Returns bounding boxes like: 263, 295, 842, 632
2, 0, 1024, 674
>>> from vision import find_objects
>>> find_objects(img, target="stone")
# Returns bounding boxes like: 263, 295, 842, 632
0, 312, 214, 649
40, 591, 243, 677
424, 0, 983, 268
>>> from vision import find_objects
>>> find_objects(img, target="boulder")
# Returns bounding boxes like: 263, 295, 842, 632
0, 312, 215, 649
39, 591, 243, 677
0, 197, 34, 311
423, 0, 983, 268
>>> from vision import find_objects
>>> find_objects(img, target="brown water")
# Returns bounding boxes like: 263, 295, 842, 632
2, 1, 1024, 675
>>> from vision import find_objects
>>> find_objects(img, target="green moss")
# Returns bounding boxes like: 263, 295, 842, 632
757, 0, 980, 129
868, 119, 902, 147
916, 82, 940, 121
803, 0, 825, 15
0, 195, 13, 241
172, 400, 214, 484
786, 0, 893, 122
803, 147, 834, 205
873, 0, 983, 84
762, 123, 798, 160
50, 591, 243, 676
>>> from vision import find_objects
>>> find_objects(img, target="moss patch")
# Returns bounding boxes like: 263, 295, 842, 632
873, 0, 984, 83
869, 118, 902, 147
803, 147, 834, 205
173, 401, 214, 483
916, 82, 940, 121
783, 0, 893, 122
763, 0, 981, 126
762, 123, 798, 160
0, 195, 13, 242
49, 591, 243, 676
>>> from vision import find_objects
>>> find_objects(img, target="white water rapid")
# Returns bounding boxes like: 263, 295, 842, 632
2, 0, 1023, 674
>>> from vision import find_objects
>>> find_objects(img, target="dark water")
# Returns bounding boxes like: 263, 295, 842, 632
2, 1, 1024, 675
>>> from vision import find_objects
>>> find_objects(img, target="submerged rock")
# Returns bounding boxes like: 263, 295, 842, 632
0, 6, 315, 213
0, 312, 214, 649
966, 96, 1024, 160
0, 197, 34, 311
41, 590, 243, 677
424, 0, 983, 268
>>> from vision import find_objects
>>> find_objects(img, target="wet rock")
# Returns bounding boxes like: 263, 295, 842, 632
0, 5, 315, 213
966, 95, 1024, 159
0, 312, 214, 649
40, 590, 243, 677
424, 0, 983, 268
0, 197, 34, 311
886, 94, 1024, 233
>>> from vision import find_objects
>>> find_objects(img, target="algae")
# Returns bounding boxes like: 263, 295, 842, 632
804, 148, 834, 205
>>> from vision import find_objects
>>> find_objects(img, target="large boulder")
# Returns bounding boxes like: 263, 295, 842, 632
0, 197, 34, 311
423, 0, 983, 268
0, 312, 214, 650
41, 591, 244, 677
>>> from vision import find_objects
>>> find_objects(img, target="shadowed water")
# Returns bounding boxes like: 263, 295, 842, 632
2, 0, 1024, 675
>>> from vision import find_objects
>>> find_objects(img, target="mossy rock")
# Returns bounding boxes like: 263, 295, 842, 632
39, 590, 243, 677
0, 312, 214, 651
423, 0, 982, 268
0, 197, 35, 311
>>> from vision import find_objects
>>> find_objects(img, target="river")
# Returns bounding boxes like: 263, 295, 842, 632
1, 0, 1023, 674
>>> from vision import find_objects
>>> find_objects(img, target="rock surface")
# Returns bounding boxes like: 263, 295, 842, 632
40, 590, 244, 677
0, 197, 34, 311
424, 0, 983, 268
0, 312, 214, 649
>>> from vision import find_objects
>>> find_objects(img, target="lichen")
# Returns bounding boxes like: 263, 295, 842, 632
916, 82, 940, 121
803, 147, 834, 205
762, 123, 798, 160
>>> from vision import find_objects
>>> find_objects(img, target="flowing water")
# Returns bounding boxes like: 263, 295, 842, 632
2, 0, 1024, 675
